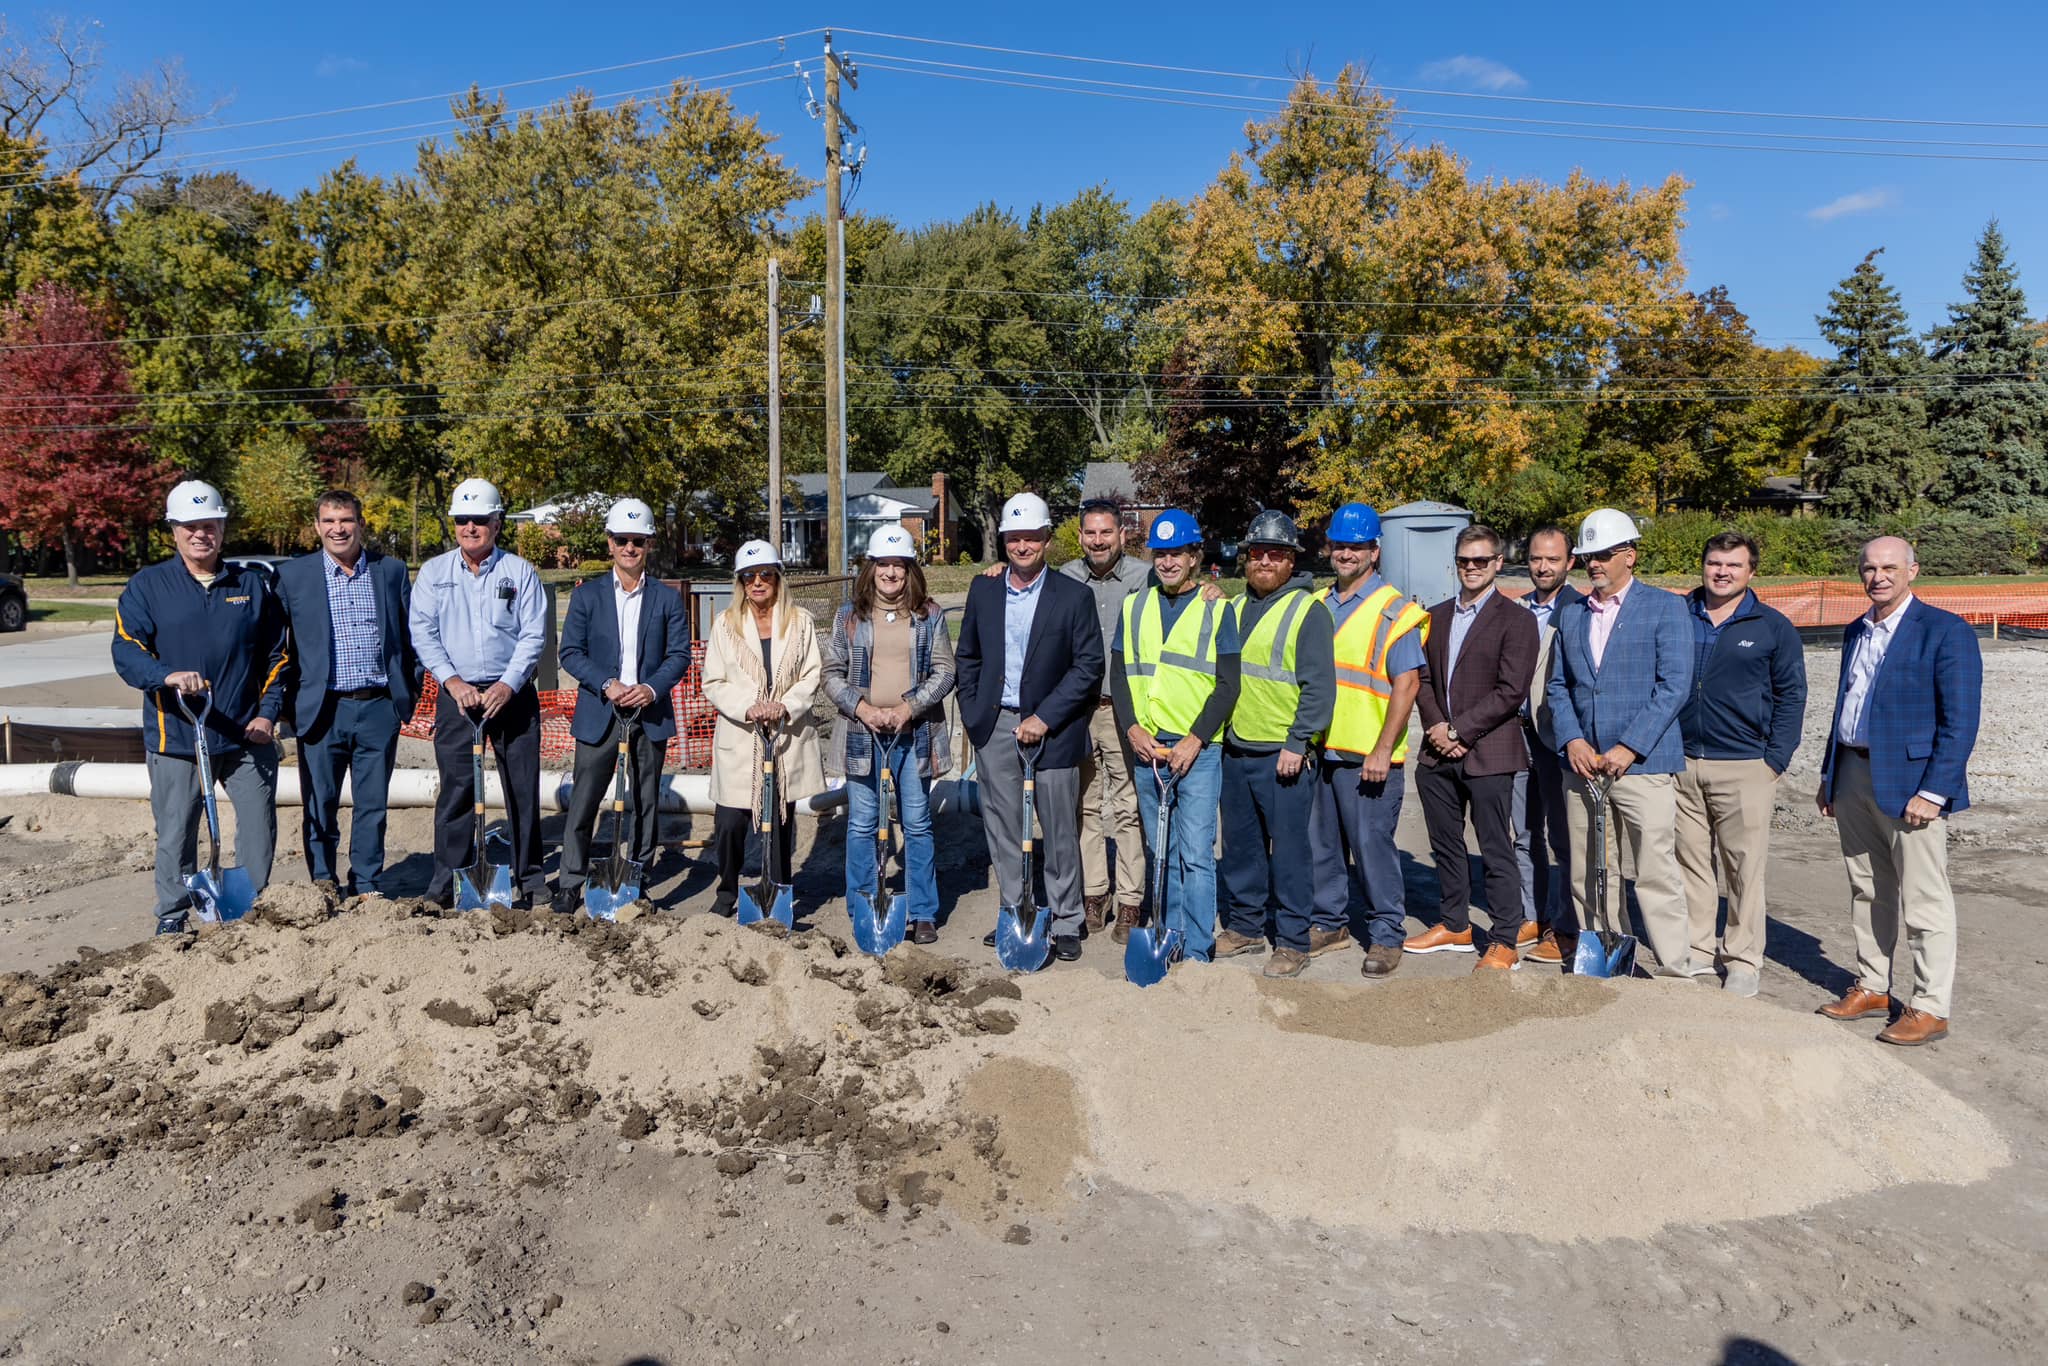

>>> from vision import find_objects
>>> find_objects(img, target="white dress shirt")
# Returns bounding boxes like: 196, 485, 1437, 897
613, 571, 645, 688
1836, 595, 1946, 807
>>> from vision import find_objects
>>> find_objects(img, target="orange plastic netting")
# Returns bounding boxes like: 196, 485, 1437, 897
1749, 580, 2048, 630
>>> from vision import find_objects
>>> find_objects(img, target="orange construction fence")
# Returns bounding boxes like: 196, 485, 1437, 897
1748, 580, 2048, 632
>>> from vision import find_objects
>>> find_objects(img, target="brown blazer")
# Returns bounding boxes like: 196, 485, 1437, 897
1416, 588, 1540, 776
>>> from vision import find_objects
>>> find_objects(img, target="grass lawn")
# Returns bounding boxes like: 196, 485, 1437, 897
25, 601, 118, 623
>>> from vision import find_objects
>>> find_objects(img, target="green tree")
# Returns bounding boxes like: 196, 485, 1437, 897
1926, 222, 2048, 517
1810, 249, 1936, 518
231, 430, 321, 552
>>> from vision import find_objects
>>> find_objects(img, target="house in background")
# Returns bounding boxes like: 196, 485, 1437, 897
781, 472, 960, 567
1080, 460, 1170, 544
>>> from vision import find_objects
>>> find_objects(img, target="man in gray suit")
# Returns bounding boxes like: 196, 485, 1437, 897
1515, 525, 1583, 965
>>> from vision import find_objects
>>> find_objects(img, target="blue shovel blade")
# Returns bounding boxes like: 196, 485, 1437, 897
1571, 932, 1638, 979
456, 861, 516, 912
738, 884, 794, 929
847, 890, 908, 956
995, 903, 1052, 973
1124, 924, 1182, 987
217, 866, 257, 923
183, 870, 225, 924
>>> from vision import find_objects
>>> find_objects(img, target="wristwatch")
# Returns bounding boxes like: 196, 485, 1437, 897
1444, 724, 1462, 745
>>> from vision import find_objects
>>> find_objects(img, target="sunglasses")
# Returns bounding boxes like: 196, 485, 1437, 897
453, 515, 492, 528
1455, 554, 1500, 568
611, 536, 648, 548
1585, 547, 1627, 563
738, 569, 780, 585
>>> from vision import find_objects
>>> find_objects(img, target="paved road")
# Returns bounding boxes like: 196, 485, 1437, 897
0, 627, 116, 688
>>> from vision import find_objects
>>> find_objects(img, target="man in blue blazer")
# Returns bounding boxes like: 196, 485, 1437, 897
554, 499, 691, 913
1544, 508, 1695, 976
276, 490, 421, 897
1815, 536, 1981, 1046
956, 492, 1106, 961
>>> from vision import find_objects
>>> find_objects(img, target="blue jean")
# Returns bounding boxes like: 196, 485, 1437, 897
297, 692, 401, 894
1309, 759, 1409, 946
1220, 748, 1316, 953
1135, 744, 1221, 962
844, 732, 939, 924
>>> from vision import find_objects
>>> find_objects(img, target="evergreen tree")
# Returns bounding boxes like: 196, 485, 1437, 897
1926, 223, 2048, 517
1811, 249, 1938, 518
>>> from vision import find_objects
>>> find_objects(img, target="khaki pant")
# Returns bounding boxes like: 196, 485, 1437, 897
1564, 770, 1691, 975
1674, 757, 1777, 973
1078, 701, 1144, 905
1832, 748, 1956, 1018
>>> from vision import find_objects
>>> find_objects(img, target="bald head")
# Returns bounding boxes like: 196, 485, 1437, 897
1858, 536, 1919, 618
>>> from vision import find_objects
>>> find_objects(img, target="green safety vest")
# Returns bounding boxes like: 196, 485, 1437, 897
1120, 587, 1225, 740
1230, 587, 1313, 744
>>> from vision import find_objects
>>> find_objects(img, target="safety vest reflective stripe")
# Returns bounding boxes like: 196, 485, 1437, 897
1122, 588, 1224, 739
1238, 591, 1307, 683
1231, 588, 1312, 743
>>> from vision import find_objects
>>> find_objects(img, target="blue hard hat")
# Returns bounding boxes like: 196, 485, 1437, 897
1147, 509, 1203, 550
1326, 502, 1382, 545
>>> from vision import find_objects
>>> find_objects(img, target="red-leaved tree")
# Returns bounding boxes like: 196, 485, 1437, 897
0, 283, 163, 585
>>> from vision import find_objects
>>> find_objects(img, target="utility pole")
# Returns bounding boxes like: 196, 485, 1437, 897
822, 31, 857, 576
766, 256, 782, 559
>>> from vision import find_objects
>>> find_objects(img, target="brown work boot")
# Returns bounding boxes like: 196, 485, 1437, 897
1262, 946, 1310, 979
1514, 921, 1539, 947
1307, 925, 1354, 958
1817, 986, 1894, 1021
1360, 943, 1403, 978
1525, 930, 1565, 965
1083, 894, 1111, 935
1401, 924, 1475, 955
1876, 1008, 1948, 1046
1212, 928, 1267, 958
1473, 943, 1521, 973
1112, 902, 1142, 945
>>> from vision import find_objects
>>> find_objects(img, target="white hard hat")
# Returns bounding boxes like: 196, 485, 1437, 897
999, 492, 1052, 534
447, 477, 505, 517
866, 524, 918, 561
734, 539, 782, 573
1575, 508, 1640, 557
165, 480, 227, 524
605, 498, 655, 536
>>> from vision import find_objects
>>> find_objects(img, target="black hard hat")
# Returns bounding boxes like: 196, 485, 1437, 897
1243, 508, 1303, 552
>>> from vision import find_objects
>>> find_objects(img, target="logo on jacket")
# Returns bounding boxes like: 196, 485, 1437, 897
1738, 639, 1755, 648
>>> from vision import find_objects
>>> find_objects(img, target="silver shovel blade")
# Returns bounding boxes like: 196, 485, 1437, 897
847, 890, 908, 957
183, 870, 225, 925
583, 853, 646, 922
456, 860, 515, 912
737, 883, 794, 929
1124, 923, 1182, 987
995, 903, 1052, 972
1571, 931, 1638, 979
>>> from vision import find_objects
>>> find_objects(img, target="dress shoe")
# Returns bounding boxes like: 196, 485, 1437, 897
1722, 966, 1760, 998
1514, 921, 1539, 947
1112, 902, 1142, 946
710, 894, 737, 919
1262, 946, 1310, 978
1473, 943, 1521, 973
1212, 928, 1267, 958
1525, 930, 1565, 965
1817, 986, 1893, 1021
1083, 894, 1111, 935
1307, 925, 1354, 958
551, 887, 579, 916
1360, 943, 1403, 978
1877, 1008, 1948, 1046
1052, 935, 1082, 962
911, 921, 938, 946
154, 910, 191, 936
1402, 924, 1475, 954
982, 927, 999, 948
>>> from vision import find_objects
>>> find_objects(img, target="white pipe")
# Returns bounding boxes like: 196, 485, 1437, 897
0, 762, 844, 817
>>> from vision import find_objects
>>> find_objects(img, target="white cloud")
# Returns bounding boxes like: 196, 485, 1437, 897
315, 54, 369, 80
1807, 188, 1898, 222
1417, 56, 1528, 93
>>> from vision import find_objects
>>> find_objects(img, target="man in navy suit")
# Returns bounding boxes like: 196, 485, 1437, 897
1815, 536, 1981, 1046
956, 492, 1105, 961
1544, 508, 1695, 976
275, 490, 421, 897
554, 499, 691, 913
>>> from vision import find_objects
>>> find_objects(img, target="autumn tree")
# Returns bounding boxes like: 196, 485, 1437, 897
231, 430, 322, 551
0, 281, 160, 583
1810, 249, 1937, 518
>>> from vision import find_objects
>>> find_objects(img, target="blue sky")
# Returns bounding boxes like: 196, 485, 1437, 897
63, 0, 2048, 350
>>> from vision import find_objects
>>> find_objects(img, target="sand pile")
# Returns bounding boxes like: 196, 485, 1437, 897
0, 888, 2011, 1243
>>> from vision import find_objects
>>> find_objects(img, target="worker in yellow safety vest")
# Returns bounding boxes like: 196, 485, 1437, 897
1210, 509, 1336, 979
1111, 508, 1241, 963
1309, 502, 1429, 980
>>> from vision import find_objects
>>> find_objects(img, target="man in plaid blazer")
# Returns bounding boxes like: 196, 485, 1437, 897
1543, 508, 1696, 976
1815, 537, 1981, 1047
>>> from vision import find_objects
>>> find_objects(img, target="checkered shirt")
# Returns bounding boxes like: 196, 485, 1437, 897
325, 553, 386, 691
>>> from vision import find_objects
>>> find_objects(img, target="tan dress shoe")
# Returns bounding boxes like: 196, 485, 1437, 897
1877, 1008, 1948, 1046
1402, 924, 1475, 954
1817, 986, 1893, 1021
1514, 921, 1539, 947
1525, 930, 1564, 965
1473, 943, 1521, 973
